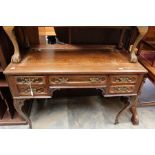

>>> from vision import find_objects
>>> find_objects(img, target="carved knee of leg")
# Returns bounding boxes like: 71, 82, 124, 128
130, 50, 138, 63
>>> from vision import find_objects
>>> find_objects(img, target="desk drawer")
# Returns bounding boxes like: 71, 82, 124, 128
49, 75, 107, 86
110, 75, 137, 84
109, 85, 135, 94
16, 76, 46, 85
17, 84, 48, 96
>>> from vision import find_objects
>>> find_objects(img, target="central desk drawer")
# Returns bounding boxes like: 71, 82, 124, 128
49, 75, 107, 86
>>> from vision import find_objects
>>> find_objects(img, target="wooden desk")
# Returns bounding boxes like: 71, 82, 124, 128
4, 46, 147, 128
38, 27, 56, 36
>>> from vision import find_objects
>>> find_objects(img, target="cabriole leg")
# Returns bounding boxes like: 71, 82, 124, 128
14, 99, 32, 129
130, 96, 139, 125
115, 97, 130, 124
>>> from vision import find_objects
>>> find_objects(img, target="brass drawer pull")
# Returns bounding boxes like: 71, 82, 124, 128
21, 87, 45, 95
114, 86, 129, 92
54, 77, 69, 84
17, 77, 30, 83
20, 87, 32, 95
89, 77, 104, 83
16, 77, 43, 84
19, 83, 34, 96
33, 88, 45, 94
31, 78, 43, 83
112, 86, 134, 93
113, 77, 136, 83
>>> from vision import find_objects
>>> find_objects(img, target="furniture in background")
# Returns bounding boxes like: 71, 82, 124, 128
0, 27, 30, 125
4, 26, 148, 64
38, 27, 56, 44
138, 27, 155, 106
4, 27, 147, 128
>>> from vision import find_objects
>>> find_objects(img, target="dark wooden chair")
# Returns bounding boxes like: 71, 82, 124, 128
138, 27, 155, 106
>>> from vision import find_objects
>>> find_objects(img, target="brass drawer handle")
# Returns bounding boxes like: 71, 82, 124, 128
20, 87, 32, 95
20, 83, 34, 96
17, 77, 43, 84
33, 88, 45, 94
89, 77, 104, 83
113, 86, 132, 93
21, 86, 45, 96
54, 77, 69, 84
31, 78, 43, 83
17, 77, 30, 83
114, 77, 136, 83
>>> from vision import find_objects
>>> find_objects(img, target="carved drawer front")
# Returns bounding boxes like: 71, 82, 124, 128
110, 75, 137, 84
16, 76, 45, 85
17, 85, 47, 96
49, 75, 107, 86
109, 85, 135, 94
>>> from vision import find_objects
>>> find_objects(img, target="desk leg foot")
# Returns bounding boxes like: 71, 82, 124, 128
115, 97, 130, 125
130, 106, 139, 125
14, 99, 32, 129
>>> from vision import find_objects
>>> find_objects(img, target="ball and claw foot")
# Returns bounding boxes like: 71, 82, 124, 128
130, 107, 139, 125
130, 53, 138, 63
29, 122, 32, 129
11, 53, 21, 63
129, 45, 138, 63
131, 116, 139, 125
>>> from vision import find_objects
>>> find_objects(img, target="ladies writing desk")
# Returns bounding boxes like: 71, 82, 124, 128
4, 45, 147, 128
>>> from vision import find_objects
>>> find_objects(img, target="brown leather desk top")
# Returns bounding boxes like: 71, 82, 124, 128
4, 48, 147, 75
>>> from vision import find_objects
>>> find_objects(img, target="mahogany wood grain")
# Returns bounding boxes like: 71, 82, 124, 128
4, 48, 146, 75
3, 27, 148, 128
